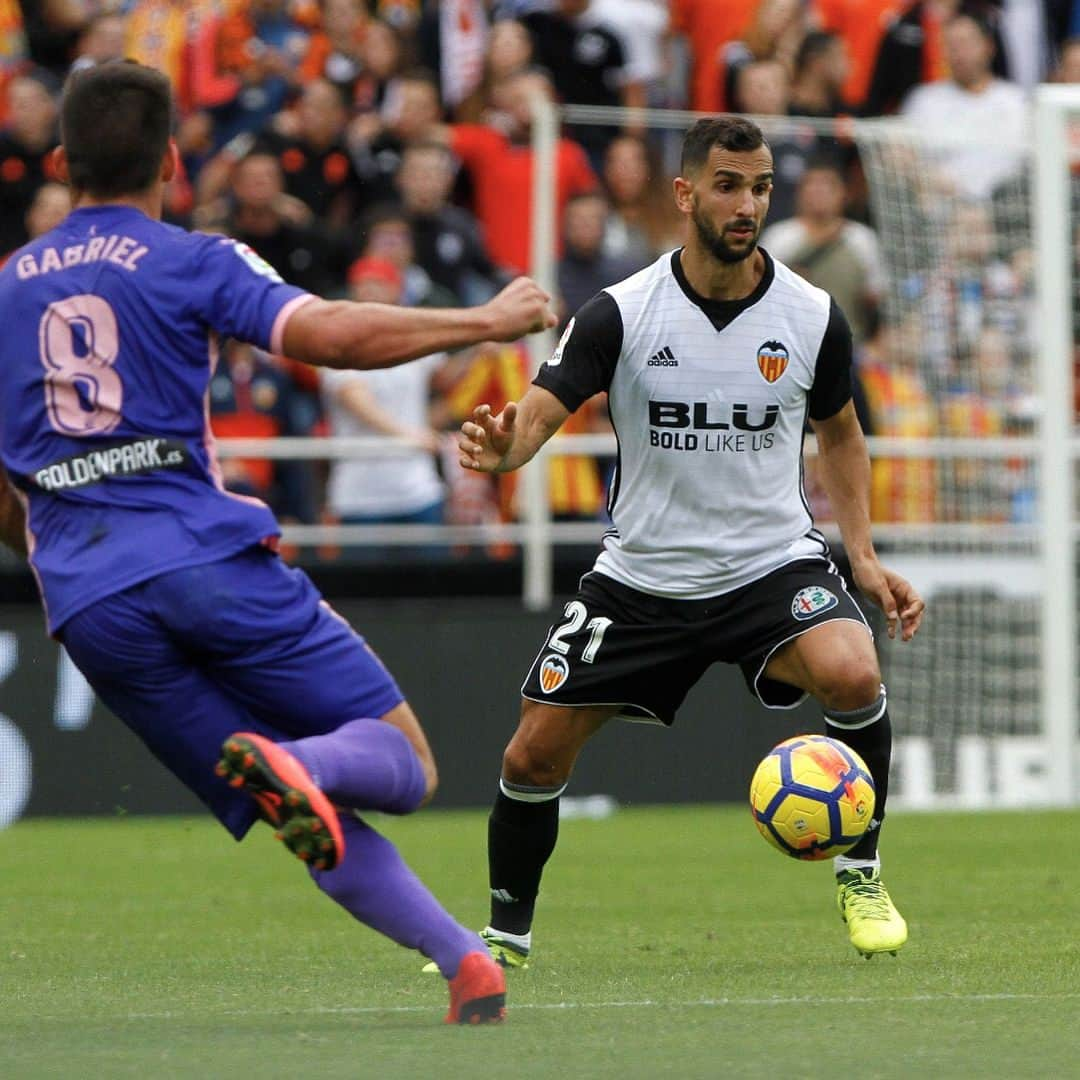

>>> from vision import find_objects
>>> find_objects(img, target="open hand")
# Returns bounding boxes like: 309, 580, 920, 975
459, 403, 517, 472
852, 559, 925, 641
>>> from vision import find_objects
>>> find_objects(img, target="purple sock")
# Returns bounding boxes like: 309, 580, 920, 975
283, 718, 426, 814
310, 815, 485, 978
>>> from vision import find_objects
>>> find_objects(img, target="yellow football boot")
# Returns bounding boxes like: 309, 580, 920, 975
837, 868, 908, 958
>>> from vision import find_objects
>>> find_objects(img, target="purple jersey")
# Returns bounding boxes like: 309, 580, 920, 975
0, 205, 314, 631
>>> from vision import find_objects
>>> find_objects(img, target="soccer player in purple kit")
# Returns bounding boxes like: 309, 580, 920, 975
0, 61, 556, 1025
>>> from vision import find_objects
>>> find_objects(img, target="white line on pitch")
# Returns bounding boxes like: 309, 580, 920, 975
113, 992, 1080, 1022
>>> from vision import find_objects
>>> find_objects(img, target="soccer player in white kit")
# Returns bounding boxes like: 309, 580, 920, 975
457, 116, 925, 965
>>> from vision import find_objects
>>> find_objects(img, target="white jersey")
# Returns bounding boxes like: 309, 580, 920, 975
534, 249, 853, 599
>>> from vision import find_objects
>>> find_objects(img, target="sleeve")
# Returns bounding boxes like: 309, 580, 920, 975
187, 235, 315, 353
532, 291, 623, 412
808, 298, 854, 422
448, 124, 503, 173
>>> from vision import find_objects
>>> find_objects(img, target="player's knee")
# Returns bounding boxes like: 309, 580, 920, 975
813, 658, 881, 713
501, 739, 571, 789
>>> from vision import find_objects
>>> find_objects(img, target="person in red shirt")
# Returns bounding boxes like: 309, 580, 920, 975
428, 68, 598, 275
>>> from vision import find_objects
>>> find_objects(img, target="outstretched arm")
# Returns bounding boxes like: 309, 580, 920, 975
811, 401, 925, 641
0, 464, 27, 557
283, 277, 555, 371
458, 386, 570, 474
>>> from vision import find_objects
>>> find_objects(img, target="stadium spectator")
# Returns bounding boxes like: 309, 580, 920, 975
189, 0, 312, 147
519, 0, 643, 164
0, 68, 60, 258
481, 17, 534, 115
861, 0, 1021, 116
396, 140, 505, 305
205, 149, 351, 295
858, 313, 938, 523
731, 59, 812, 223
789, 29, 851, 117
761, 159, 886, 343
349, 67, 443, 208
259, 77, 366, 226
125, 0, 217, 116
298, 0, 368, 102
557, 191, 641, 321
322, 256, 448, 558
23, 178, 70, 240
359, 203, 460, 308
591, 0, 671, 108
669, 0, 754, 114
1052, 35, 1080, 82
354, 15, 406, 113
432, 68, 599, 274
900, 13, 1027, 200
721, 0, 809, 109
17, 0, 90, 76
601, 133, 685, 264
209, 340, 319, 524
69, 11, 127, 74
814, 0, 904, 113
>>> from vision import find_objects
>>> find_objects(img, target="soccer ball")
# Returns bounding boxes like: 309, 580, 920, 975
749, 734, 875, 861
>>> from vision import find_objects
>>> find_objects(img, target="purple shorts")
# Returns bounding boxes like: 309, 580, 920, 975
60, 546, 404, 838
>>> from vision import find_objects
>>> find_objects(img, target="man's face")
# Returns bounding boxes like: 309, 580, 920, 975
677, 145, 773, 264
9, 78, 57, 141
564, 196, 607, 257
232, 155, 283, 209
366, 221, 413, 268
299, 81, 345, 143
797, 167, 845, 221
397, 148, 452, 213
26, 183, 70, 238
736, 62, 788, 116
392, 81, 440, 141
503, 73, 552, 135
945, 17, 994, 88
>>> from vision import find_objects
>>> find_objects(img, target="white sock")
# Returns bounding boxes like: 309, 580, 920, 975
484, 925, 531, 952
834, 854, 881, 877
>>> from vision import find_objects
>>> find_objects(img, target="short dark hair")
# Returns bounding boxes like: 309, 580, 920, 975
795, 30, 840, 76
680, 116, 768, 175
61, 61, 172, 197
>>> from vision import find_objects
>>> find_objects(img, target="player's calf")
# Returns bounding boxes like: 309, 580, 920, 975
215, 732, 345, 871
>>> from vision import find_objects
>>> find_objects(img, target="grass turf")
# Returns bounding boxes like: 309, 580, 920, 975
2, 806, 1077, 1079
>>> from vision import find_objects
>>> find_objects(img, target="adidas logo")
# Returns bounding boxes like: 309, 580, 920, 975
647, 345, 678, 367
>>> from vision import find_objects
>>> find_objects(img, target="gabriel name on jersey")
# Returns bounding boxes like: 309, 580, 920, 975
533, 248, 855, 601
0, 204, 314, 633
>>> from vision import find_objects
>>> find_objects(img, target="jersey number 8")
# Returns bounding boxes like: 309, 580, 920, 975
39, 295, 123, 437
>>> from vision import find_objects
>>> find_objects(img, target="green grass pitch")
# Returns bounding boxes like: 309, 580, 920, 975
3, 806, 1077, 1079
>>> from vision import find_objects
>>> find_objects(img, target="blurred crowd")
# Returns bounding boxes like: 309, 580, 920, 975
2, 0, 1079, 551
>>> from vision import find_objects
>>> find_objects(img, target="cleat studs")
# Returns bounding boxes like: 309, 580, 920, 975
242, 753, 255, 768
214, 762, 227, 777
228, 776, 244, 788
285, 791, 302, 807
274, 831, 284, 841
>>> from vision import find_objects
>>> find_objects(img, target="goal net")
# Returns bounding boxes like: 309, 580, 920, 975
542, 97, 1080, 808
